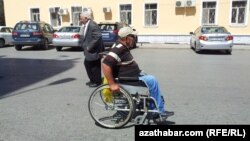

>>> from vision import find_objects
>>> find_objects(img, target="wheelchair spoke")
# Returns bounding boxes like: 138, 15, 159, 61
88, 84, 134, 128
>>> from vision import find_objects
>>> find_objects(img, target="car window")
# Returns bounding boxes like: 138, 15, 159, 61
0, 28, 6, 32
47, 24, 54, 32
30, 25, 38, 30
9, 28, 13, 32
201, 27, 228, 34
5, 28, 13, 33
71, 27, 80, 32
194, 27, 200, 35
0, 27, 13, 33
43, 24, 53, 33
14, 23, 38, 31
59, 27, 80, 32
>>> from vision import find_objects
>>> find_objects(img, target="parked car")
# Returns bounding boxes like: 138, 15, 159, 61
12, 21, 56, 50
52, 26, 82, 51
190, 25, 233, 54
0, 26, 14, 48
98, 22, 138, 49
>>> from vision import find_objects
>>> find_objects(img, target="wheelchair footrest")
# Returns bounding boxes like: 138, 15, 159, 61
133, 112, 148, 125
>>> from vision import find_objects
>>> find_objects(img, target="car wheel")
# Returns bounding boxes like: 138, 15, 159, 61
194, 43, 200, 53
15, 45, 22, 51
190, 40, 193, 49
43, 39, 49, 50
56, 46, 62, 51
0, 39, 4, 48
226, 50, 232, 55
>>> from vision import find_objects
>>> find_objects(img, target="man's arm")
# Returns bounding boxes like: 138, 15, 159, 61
87, 22, 102, 51
101, 63, 120, 92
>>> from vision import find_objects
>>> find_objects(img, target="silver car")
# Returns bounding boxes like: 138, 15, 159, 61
52, 26, 82, 51
0, 26, 13, 48
190, 25, 233, 54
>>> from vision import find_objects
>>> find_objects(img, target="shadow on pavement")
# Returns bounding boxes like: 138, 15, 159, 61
59, 47, 83, 52
18, 45, 55, 51
0, 57, 78, 99
190, 48, 231, 55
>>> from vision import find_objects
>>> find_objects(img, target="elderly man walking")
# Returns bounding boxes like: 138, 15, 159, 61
80, 10, 104, 87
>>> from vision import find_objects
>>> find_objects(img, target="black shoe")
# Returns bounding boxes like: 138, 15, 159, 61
113, 111, 129, 118
89, 82, 101, 87
85, 81, 92, 86
161, 111, 174, 117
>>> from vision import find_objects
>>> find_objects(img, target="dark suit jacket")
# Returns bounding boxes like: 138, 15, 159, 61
81, 20, 104, 61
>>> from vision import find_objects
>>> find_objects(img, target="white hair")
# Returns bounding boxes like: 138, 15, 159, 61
80, 10, 92, 19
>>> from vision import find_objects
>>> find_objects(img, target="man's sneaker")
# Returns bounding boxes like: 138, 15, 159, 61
151, 111, 174, 124
161, 111, 174, 117
112, 111, 129, 119
85, 81, 92, 86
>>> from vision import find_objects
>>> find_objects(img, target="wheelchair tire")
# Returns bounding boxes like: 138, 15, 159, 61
88, 84, 135, 129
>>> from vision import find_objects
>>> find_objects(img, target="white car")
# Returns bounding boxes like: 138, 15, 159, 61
52, 26, 82, 51
190, 25, 233, 54
0, 26, 14, 48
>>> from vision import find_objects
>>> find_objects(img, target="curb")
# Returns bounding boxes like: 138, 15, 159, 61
136, 43, 250, 50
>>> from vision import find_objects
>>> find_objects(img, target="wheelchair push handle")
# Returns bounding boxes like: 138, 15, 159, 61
99, 51, 109, 57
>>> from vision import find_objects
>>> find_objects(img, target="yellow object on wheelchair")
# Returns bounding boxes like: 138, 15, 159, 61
102, 77, 113, 103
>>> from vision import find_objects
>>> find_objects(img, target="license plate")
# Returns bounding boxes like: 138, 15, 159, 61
60, 35, 70, 39
210, 38, 223, 41
20, 34, 30, 37
102, 33, 110, 38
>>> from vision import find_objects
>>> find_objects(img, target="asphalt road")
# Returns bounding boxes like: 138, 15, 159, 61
1, 45, 250, 141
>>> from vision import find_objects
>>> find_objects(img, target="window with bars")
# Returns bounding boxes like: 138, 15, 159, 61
202, 2, 216, 25
71, 6, 82, 26
30, 8, 40, 22
49, 7, 61, 27
231, 1, 247, 25
120, 4, 132, 25
144, 3, 157, 26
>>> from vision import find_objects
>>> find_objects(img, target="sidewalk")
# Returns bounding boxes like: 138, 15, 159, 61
137, 43, 250, 50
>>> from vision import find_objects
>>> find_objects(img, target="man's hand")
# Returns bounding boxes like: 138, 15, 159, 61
87, 46, 91, 52
109, 83, 120, 93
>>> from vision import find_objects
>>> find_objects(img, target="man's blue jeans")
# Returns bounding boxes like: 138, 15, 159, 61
139, 75, 165, 113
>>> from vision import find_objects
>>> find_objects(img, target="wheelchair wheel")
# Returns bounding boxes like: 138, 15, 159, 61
88, 84, 135, 128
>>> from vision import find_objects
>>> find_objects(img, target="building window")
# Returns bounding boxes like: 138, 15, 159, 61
202, 1, 216, 25
120, 4, 132, 25
144, 3, 157, 26
49, 7, 61, 27
231, 0, 247, 25
30, 8, 40, 22
71, 6, 82, 26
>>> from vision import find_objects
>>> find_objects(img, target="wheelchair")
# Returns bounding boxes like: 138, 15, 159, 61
88, 77, 167, 129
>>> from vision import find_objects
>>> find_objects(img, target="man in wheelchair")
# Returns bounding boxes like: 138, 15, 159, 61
101, 26, 174, 121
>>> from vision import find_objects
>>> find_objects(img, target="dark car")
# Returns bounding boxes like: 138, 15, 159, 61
98, 22, 137, 49
12, 21, 56, 50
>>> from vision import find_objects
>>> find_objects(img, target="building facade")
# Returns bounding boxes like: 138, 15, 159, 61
3, 0, 250, 44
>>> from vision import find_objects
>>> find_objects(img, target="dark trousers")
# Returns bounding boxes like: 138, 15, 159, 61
84, 59, 102, 84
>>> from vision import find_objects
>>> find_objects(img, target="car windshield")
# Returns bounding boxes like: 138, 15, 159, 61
201, 27, 228, 34
58, 27, 80, 32
14, 23, 39, 31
